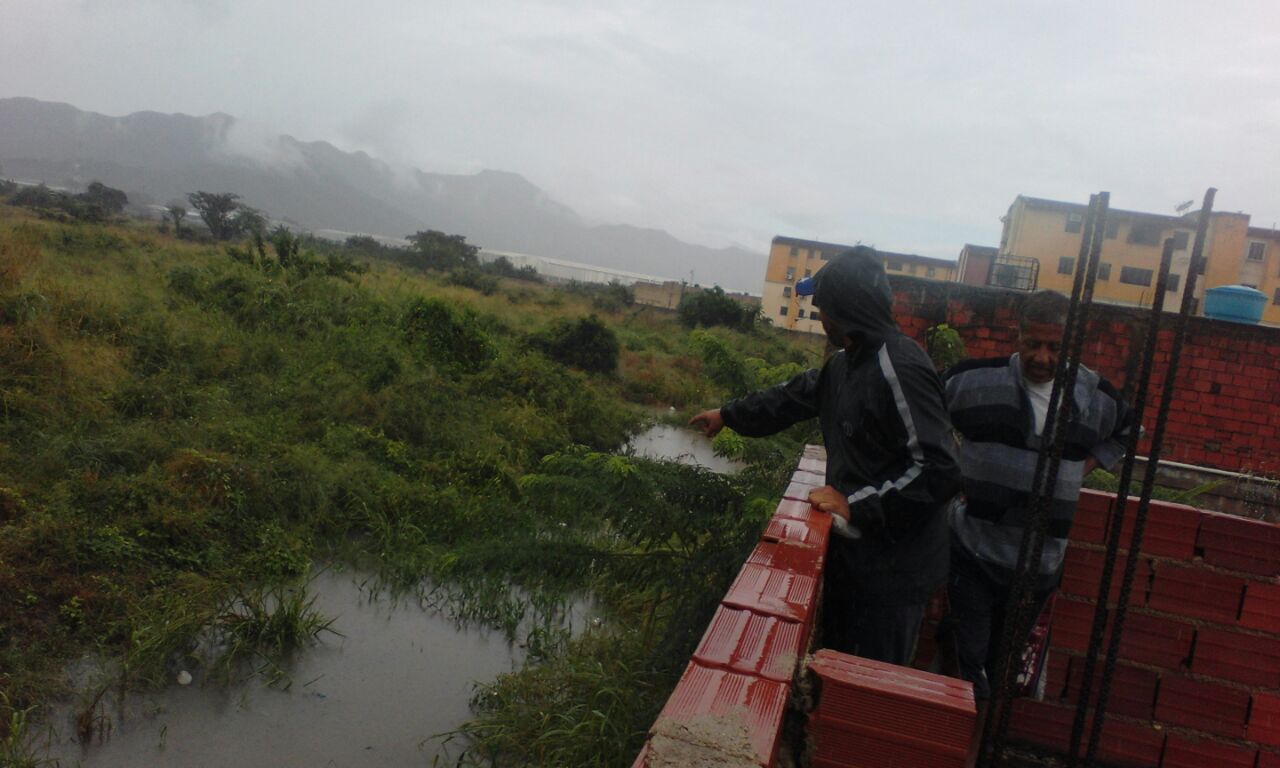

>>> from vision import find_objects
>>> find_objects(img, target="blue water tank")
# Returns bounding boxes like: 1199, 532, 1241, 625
1203, 285, 1267, 324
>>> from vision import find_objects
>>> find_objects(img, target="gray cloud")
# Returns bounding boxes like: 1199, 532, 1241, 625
4, 0, 1279, 258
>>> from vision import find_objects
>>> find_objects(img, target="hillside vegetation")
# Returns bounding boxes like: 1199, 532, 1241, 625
0, 204, 822, 765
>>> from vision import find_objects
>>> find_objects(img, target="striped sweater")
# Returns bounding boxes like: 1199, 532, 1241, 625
943, 355, 1135, 589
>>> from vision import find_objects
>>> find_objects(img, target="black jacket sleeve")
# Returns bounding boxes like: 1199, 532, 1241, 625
846, 347, 962, 539
719, 367, 821, 437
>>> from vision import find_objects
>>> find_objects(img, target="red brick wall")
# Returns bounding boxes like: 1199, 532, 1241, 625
885, 276, 1280, 477
1006, 489, 1280, 766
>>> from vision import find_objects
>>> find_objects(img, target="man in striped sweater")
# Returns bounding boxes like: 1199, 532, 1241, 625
943, 290, 1135, 700
690, 247, 961, 665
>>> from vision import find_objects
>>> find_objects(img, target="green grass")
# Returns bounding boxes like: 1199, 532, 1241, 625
0, 203, 821, 765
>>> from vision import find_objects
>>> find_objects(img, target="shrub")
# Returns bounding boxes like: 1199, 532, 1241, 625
401, 297, 496, 372
677, 286, 755, 331
926, 323, 967, 371
531, 315, 619, 374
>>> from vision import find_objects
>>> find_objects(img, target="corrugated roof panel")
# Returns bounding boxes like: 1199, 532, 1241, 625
693, 606, 807, 683
721, 563, 818, 625
653, 662, 790, 767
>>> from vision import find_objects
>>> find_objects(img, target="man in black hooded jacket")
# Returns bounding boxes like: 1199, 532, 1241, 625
690, 246, 961, 665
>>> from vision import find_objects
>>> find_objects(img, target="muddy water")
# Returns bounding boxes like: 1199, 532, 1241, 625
41, 426, 722, 767
45, 569, 525, 767
626, 424, 743, 475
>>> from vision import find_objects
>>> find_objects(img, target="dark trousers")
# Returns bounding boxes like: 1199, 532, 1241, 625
946, 548, 1052, 700
822, 545, 926, 666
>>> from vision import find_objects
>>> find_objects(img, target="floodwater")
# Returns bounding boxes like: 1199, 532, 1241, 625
43, 569, 525, 767
38, 425, 724, 767
626, 423, 743, 475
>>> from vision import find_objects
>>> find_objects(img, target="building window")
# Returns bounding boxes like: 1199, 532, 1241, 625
1097, 262, 1112, 280
778, 306, 788, 316
797, 309, 806, 319
886, 259, 902, 271
1120, 266, 1154, 286
1128, 223, 1161, 246
1105, 220, 1119, 239
1058, 256, 1075, 275
1065, 213, 1083, 233
789, 246, 798, 257
1173, 231, 1190, 250
926, 267, 937, 278
1166, 273, 1181, 292
808, 249, 817, 259
785, 267, 795, 281
908, 264, 918, 275
782, 286, 792, 298
1248, 242, 1266, 262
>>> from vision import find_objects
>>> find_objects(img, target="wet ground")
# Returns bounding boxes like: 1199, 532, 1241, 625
38, 424, 723, 767
44, 569, 526, 767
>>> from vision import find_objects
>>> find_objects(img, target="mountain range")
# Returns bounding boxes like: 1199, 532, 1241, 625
0, 97, 765, 292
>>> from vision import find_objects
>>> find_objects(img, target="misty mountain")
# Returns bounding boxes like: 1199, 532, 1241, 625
0, 97, 765, 292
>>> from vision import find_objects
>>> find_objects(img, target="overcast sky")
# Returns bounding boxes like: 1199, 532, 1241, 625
5, 0, 1280, 259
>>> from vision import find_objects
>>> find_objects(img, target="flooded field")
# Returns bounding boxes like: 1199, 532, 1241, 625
37, 424, 721, 767
625, 423, 742, 474
43, 569, 524, 767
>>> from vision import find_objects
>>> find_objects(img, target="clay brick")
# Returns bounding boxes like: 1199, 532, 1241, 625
1043, 652, 1071, 701
653, 662, 789, 766
1072, 490, 1112, 545
1094, 718, 1164, 768
1192, 627, 1280, 687
1147, 564, 1244, 625
692, 606, 806, 683
1060, 547, 1151, 604
1155, 674, 1250, 739
1199, 512, 1280, 577
1241, 581, 1280, 634
1107, 498, 1201, 561
1064, 660, 1158, 720
1251, 692, 1280, 749
1006, 699, 1162, 766
1116, 611, 1194, 671
1007, 699, 1075, 753
1050, 597, 1105, 653
1161, 734, 1257, 768
1260, 749, 1280, 768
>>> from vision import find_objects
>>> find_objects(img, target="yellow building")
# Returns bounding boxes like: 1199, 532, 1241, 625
762, 236, 957, 335
1000, 196, 1280, 325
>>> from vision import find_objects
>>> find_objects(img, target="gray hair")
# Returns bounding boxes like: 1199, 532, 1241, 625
1018, 290, 1069, 328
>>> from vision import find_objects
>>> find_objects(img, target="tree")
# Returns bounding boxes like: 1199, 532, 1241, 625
188, 191, 242, 240
677, 286, 755, 331
532, 315, 619, 374
166, 204, 187, 234
405, 230, 479, 271
82, 181, 128, 215
234, 206, 267, 237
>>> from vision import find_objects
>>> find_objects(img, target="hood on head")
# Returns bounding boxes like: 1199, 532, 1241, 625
805, 246, 896, 342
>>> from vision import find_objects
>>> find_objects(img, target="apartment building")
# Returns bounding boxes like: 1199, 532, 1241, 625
762, 235, 956, 335
999, 195, 1280, 324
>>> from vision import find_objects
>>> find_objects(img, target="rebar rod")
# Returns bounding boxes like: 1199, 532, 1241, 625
1065, 236, 1175, 765
1082, 187, 1216, 765
980, 192, 1110, 766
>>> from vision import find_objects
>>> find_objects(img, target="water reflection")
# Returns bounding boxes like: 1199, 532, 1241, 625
45, 569, 524, 767
626, 424, 743, 474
